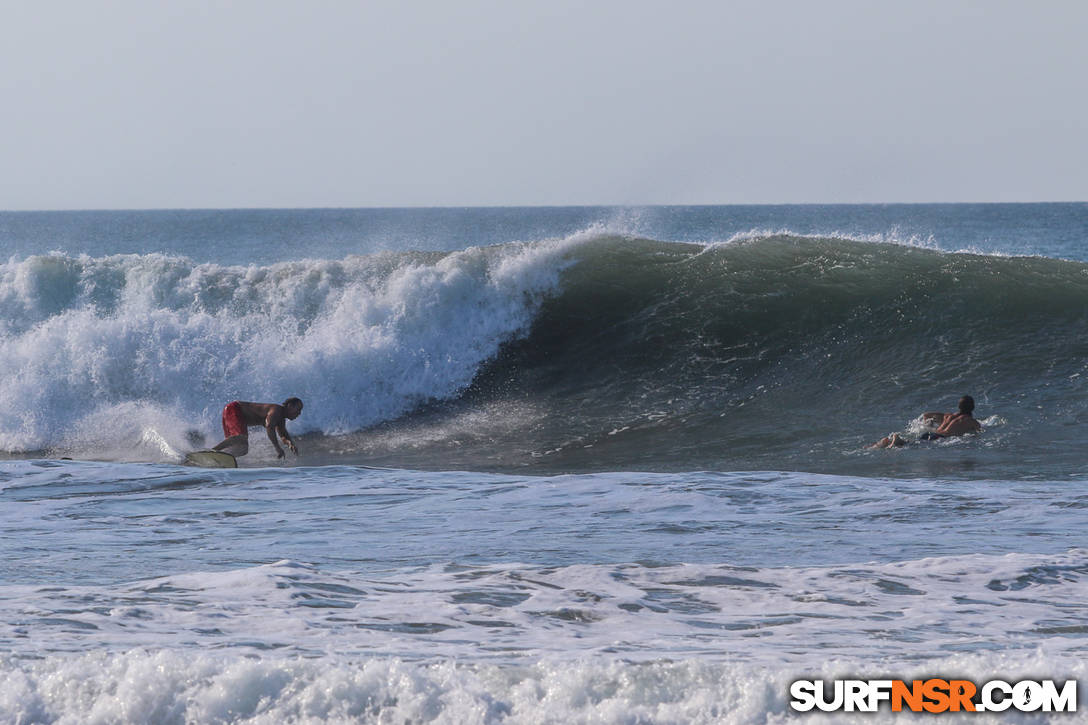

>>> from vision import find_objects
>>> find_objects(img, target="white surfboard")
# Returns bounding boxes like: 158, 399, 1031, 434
184, 450, 238, 468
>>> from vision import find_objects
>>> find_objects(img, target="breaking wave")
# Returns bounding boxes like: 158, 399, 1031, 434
3, 231, 1087, 470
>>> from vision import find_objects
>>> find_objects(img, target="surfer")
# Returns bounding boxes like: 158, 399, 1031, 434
870, 395, 981, 448
213, 398, 304, 458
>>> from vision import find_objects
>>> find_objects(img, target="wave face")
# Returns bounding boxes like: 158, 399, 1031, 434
3, 232, 1088, 475
462, 234, 1088, 475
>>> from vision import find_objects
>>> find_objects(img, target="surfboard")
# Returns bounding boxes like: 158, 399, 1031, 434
184, 450, 238, 468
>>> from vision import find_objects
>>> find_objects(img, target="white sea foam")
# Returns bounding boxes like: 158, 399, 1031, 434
704, 227, 941, 252
699, 227, 1064, 262
6, 551, 1088, 665
0, 237, 581, 455
1, 648, 1083, 724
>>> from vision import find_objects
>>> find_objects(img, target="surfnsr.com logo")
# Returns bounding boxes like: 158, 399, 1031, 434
789, 679, 1077, 714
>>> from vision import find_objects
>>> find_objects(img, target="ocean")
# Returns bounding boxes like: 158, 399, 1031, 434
2, 204, 1087, 723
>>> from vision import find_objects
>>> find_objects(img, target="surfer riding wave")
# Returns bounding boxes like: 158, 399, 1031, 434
213, 398, 303, 459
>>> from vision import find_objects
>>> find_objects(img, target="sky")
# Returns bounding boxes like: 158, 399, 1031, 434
1, 1, 1086, 209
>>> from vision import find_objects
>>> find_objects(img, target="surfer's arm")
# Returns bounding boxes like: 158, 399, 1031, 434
264, 406, 298, 458
936, 417, 981, 436
266, 424, 285, 458
277, 422, 298, 456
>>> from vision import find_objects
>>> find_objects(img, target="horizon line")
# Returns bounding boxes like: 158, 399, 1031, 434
2, 199, 1085, 214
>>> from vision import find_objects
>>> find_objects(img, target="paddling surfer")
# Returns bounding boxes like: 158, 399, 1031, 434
870, 395, 981, 448
213, 398, 303, 458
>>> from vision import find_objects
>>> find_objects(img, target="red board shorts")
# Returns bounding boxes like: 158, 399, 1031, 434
221, 401, 248, 438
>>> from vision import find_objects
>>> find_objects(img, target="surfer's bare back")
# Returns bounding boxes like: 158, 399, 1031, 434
213, 398, 303, 459
870, 395, 981, 449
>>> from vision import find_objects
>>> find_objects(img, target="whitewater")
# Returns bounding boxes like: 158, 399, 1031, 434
2, 204, 1088, 723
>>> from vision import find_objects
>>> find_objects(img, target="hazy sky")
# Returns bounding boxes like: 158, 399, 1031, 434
2, 1, 1086, 209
